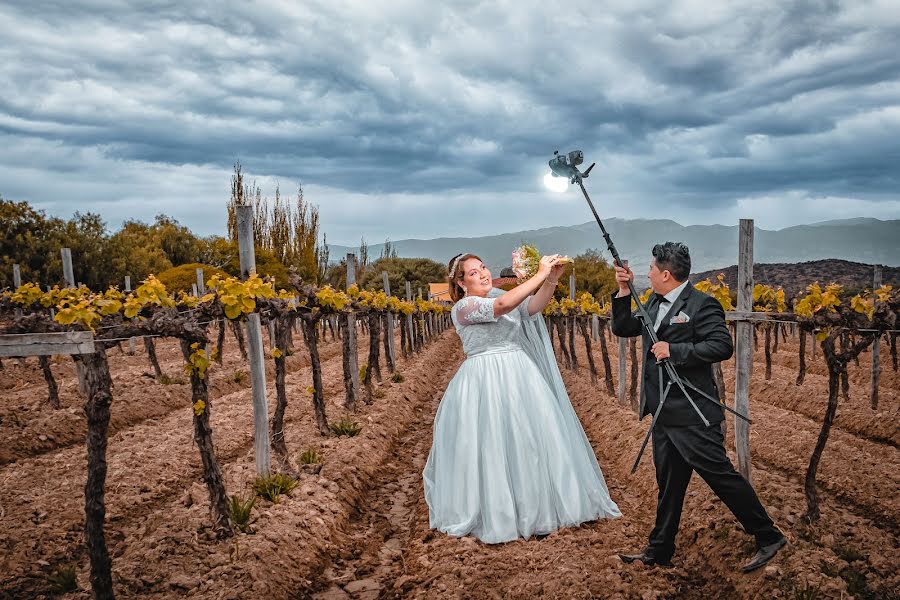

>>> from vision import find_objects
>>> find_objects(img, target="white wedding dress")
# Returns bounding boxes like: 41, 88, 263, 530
423, 290, 620, 544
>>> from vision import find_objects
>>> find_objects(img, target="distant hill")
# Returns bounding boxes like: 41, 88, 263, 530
691, 259, 899, 300
327, 217, 900, 288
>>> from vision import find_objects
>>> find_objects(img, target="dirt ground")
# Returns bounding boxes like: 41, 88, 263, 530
0, 323, 896, 599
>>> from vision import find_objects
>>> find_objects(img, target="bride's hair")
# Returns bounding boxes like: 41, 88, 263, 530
447, 253, 483, 303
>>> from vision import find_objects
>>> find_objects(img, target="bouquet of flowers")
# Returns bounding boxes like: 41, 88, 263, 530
511, 244, 573, 280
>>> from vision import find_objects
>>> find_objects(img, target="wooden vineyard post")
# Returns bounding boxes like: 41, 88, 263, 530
734, 219, 753, 482
12, 265, 25, 366
382, 271, 398, 364
568, 274, 578, 371
406, 280, 417, 353
592, 314, 599, 341
12, 264, 21, 316
343, 253, 361, 410
598, 319, 615, 396
62, 247, 89, 397
61, 247, 75, 289
629, 337, 639, 411
196, 269, 211, 362
236, 205, 271, 477
871, 265, 882, 409
124, 276, 136, 355
418, 287, 428, 345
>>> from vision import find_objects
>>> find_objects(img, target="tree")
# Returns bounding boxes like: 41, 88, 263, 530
558, 248, 617, 300
0, 197, 63, 289
225, 163, 325, 284
54, 212, 115, 289
358, 257, 445, 297
197, 236, 237, 271
217, 243, 290, 289
156, 263, 228, 293
291, 185, 320, 283
381, 238, 399, 259
269, 185, 291, 264
225, 162, 264, 245
323, 258, 348, 289
108, 220, 173, 285
358, 236, 369, 282
153, 215, 203, 266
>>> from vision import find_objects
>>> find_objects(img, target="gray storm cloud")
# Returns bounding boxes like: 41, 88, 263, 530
0, 0, 898, 242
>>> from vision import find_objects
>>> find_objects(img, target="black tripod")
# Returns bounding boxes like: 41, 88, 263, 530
547, 150, 751, 473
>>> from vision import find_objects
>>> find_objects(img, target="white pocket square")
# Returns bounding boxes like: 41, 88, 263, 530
669, 311, 690, 324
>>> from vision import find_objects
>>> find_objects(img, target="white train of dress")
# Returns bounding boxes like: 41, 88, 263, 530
423, 290, 620, 544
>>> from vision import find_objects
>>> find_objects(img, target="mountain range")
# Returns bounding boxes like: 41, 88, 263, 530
326, 217, 900, 287
691, 259, 898, 299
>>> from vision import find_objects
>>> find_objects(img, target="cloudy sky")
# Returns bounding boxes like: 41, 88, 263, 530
2, 0, 899, 246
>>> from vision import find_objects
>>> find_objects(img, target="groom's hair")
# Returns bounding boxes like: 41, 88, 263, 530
652, 242, 691, 282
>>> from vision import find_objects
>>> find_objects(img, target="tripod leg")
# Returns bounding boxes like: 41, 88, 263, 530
630, 371, 674, 474
663, 361, 710, 427
680, 376, 752, 423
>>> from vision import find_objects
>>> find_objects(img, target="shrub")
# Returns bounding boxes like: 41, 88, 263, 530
329, 416, 362, 437
155, 263, 228, 294
299, 448, 322, 465
227, 370, 249, 385
46, 563, 78, 593
229, 495, 255, 533
253, 473, 298, 503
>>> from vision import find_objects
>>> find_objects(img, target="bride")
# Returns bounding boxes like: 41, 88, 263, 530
423, 252, 620, 544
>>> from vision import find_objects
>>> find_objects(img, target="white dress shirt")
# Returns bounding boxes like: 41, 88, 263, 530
654, 279, 689, 332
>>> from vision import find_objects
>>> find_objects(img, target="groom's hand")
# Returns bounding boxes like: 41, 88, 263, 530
614, 262, 633, 297
651, 342, 670, 361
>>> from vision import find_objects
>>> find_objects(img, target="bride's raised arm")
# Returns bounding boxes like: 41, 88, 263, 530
493, 255, 561, 317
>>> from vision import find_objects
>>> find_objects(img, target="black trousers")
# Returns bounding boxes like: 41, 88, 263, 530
647, 422, 782, 560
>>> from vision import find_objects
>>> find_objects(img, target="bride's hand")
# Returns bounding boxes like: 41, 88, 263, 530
549, 261, 566, 282
537, 255, 561, 280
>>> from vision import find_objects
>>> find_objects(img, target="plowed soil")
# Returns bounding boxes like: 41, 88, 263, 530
0, 324, 896, 599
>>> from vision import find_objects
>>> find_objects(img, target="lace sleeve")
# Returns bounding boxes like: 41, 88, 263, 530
453, 296, 497, 326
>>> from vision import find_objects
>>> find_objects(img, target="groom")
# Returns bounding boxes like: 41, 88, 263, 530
611, 242, 786, 573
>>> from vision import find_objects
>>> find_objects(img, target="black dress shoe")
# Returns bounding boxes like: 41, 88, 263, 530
618, 551, 673, 568
741, 537, 787, 573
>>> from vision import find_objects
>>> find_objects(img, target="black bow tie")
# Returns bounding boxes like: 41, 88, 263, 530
655, 294, 671, 304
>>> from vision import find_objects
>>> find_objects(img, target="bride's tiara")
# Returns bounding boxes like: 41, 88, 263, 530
449, 253, 464, 278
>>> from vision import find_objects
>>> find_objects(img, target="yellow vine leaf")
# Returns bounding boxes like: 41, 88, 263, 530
184, 342, 210, 379
11, 283, 43, 306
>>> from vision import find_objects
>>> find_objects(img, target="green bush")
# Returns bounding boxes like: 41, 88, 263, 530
329, 416, 362, 437
253, 473, 298, 503
155, 263, 228, 294
299, 448, 322, 465
229, 495, 255, 533
46, 563, 78, 593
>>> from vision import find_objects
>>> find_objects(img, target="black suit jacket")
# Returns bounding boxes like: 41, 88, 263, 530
611, 283, 733, 426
